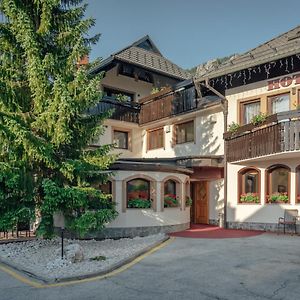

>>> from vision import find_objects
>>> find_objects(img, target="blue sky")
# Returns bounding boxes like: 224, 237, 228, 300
85, 0, 300, 69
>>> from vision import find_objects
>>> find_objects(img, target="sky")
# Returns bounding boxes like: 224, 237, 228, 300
85, 0, 300, 70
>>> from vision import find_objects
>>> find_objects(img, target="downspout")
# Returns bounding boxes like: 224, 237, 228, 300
194, 77, 228, 228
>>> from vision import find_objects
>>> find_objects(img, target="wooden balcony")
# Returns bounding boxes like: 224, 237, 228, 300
139, 87, 202, 125
88, 96, 140, 123
224, 110, 300, 162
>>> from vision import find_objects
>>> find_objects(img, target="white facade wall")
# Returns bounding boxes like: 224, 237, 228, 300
225, 71, 300, 125
142, 107, 224, 158
101, 67, 153, 101
209, 179, 224, 222
93, 107, 224, 160
227, 158, 300, 224
107, 170, 190, 228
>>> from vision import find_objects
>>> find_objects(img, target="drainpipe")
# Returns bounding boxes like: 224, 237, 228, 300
222, 98, 228, 229
194, 77, 228, 228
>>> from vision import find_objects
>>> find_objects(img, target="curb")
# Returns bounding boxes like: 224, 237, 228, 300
0, 235, 171, 285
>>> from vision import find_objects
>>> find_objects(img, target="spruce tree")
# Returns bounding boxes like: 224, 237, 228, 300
0, 0, 118, 237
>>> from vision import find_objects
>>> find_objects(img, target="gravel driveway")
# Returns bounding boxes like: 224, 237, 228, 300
1, 233, 300, 300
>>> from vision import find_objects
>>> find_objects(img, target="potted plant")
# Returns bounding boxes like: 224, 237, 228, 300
240, 193, 260, 203
250, 113, 267, 126
228, 122, 240, 133
185, 196, 192, 207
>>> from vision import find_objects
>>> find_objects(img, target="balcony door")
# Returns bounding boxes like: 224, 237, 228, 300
192, 181, 209, 224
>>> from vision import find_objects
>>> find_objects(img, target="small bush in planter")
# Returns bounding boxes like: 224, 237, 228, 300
267, 193, 289, 203
128, 198, 152, 208
251, 113, 267, 126
164, 194, 179, 208
240, 193, 260, 203
185, 196, 192, 207
228, 122, 240, 133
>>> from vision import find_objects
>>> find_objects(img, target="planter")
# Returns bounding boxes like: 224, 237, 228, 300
164, 195, 179, 208
239, 193, 260, 204
128, 198, 152, 209
267, 193, 289, 204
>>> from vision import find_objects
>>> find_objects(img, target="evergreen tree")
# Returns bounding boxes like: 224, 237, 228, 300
0, 0, 118, 237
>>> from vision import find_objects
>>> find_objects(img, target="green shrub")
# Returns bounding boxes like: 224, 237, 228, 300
127, 198, 152, 209
251, 113, 267, 126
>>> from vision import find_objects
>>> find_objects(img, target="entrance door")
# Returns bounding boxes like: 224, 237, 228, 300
192, 181, 209, 224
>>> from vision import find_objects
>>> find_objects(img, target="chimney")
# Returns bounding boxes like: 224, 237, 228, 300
77, 55, 89, 67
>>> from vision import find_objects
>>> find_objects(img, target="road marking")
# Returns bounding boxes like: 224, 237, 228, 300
0, 237, 175, 288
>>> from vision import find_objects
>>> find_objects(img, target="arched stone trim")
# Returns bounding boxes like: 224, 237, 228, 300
122, 174, 157, 212
183, 178, 191, 210
237, 167, 261, 204
266, 164, 291, 204
161, 175, 183, 211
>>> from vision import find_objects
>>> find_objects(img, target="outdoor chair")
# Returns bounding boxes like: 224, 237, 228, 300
277, 209, 299, 234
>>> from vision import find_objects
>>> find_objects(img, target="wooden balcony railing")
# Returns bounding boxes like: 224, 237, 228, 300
224, 110, 300, 162
139, 87, 198, 124
87, 96, 140, 123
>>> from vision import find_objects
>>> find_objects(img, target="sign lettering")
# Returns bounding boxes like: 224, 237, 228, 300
268, 74, 300, 91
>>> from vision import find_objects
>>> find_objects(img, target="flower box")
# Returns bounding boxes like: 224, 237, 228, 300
164, 194, 179, 208
127, 198, 152, 209
240, 193, 260, 203
267, 193, 289, 204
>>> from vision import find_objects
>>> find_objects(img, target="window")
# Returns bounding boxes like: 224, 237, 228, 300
238, 168, 260, 204
266, 165, 290, 203
175, 120, 194, 144
164, 179, 179, 208
296, 166, 300, 203
268, 93, 290, 114
113, 130, 129, 149
148, 128, 164, 150
103, 87, 134, 102
127, 179, 151, 209
240, 100, 260, 124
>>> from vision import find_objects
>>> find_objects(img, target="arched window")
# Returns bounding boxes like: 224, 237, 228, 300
296, 166, 300, 203
164, 179, 179, 208
238, 168, 260, 204
267, 165, 290, 204
127, 179, 151, 209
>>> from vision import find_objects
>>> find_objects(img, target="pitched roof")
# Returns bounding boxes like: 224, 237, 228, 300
91, 35, 191, 80
196, 25, 300, 80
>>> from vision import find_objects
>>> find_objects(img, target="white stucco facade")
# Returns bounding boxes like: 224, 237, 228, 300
225, 71, 300, 228
107, 171, 190, 229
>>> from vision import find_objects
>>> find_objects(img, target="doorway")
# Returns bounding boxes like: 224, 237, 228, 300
191, 181, 209, 224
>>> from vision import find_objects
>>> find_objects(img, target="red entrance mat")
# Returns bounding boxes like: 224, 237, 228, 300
169, 224, 264, 239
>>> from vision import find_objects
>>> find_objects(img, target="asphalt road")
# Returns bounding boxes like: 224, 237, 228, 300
1, 233, 300, 300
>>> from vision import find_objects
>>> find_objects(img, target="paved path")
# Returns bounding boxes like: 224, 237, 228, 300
1, 233, 300, 300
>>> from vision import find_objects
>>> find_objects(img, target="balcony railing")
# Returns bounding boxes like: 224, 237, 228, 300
224, 110, 300, 162
139, 87, 212, 125
87, 96, 140, 123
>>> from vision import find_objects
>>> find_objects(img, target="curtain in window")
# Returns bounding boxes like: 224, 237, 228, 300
271, 94, 290, 114
244, 102, 260, 124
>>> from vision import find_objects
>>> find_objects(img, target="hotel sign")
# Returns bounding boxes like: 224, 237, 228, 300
268, 74, 300, 91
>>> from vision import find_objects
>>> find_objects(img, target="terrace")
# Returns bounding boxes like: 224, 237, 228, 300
139, 86, 219, 125
224, 110, 300, 163
87, 96, 140, 123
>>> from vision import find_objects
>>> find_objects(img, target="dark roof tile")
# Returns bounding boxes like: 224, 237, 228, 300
196, 25, 300, 79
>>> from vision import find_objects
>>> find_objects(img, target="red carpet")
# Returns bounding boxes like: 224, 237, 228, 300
169, 224, 264, 239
